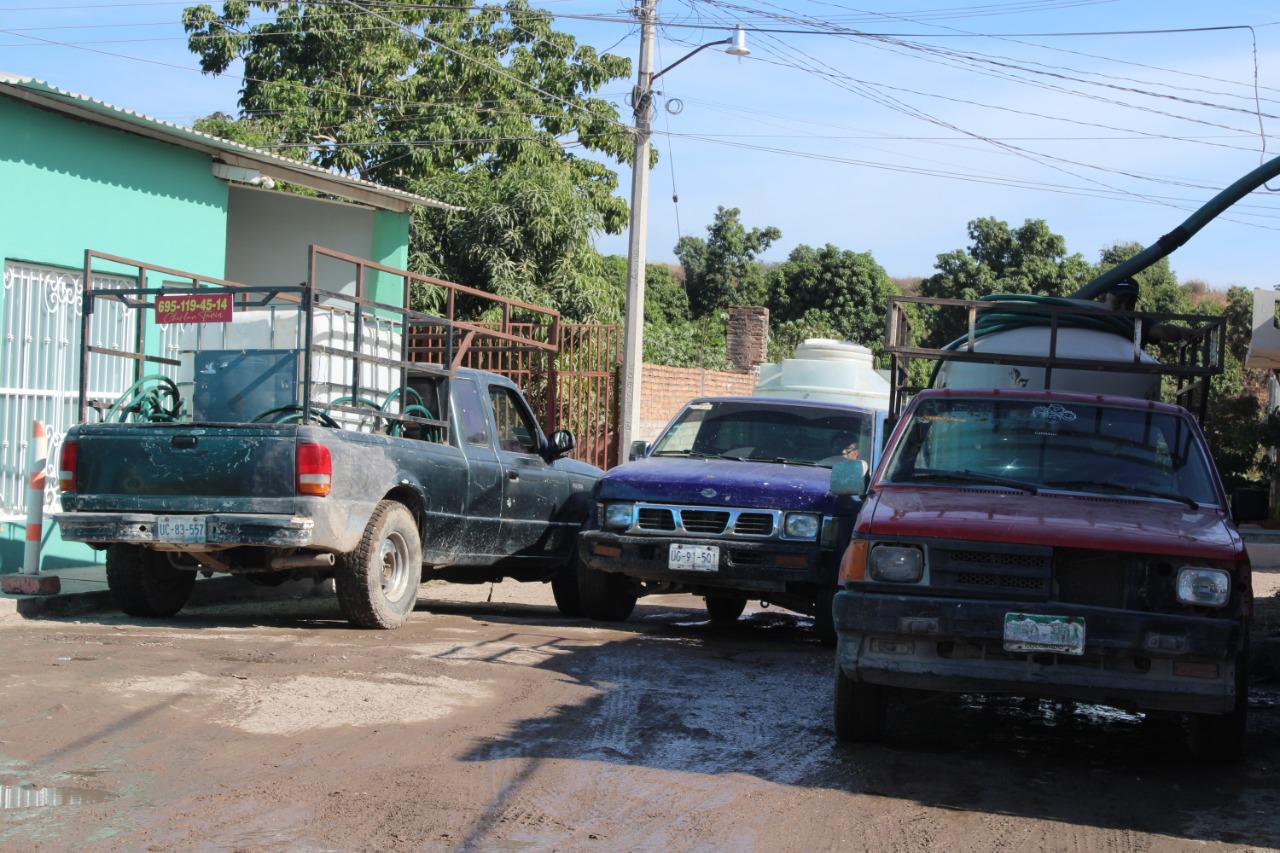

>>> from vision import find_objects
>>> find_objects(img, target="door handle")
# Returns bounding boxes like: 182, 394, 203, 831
507, 470, 520, 481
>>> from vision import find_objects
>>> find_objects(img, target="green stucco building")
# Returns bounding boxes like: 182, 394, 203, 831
0, 73, 446, 572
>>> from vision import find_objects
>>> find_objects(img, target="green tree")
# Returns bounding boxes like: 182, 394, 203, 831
600, 256, 727, 368
920, 217, 1094, 343
183, 0, 633, 320
675, 207, 781, 316
767, 243, 898, 358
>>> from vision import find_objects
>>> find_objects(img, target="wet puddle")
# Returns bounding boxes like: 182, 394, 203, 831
1, 782, 114, 810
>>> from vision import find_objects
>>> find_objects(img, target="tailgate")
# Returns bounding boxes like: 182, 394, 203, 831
72, 423, 297, 505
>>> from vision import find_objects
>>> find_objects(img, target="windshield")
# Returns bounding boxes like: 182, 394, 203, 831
650, 401, 873, 468
882, 397, 1221, 507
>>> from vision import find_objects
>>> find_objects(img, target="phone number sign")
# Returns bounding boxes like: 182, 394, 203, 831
155, 292, 233, 325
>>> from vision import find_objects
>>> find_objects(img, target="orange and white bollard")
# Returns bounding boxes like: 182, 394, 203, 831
2, 421, 61, 595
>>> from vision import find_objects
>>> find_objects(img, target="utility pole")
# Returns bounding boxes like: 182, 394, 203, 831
619, 0, 657, 466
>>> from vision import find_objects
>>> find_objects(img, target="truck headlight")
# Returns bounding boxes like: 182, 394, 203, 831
869, 545, 924, 583
603, 502, 634, 530
783, 512, 821, 539
1177, 567, 1230, 607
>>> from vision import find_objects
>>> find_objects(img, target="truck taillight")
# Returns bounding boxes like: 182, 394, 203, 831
296, 442, 332, 497
59, 440, 78, 492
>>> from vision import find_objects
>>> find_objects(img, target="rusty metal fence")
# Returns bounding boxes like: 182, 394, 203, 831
407, 320, 621, 470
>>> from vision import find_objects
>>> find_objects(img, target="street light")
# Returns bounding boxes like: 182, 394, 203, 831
618, 15, 749, 465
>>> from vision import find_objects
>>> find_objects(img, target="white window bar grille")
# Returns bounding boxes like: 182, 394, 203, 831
0, 261, 139, 521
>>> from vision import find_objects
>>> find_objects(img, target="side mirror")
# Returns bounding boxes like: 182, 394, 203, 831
629, 440, 650, 461
1232, 487, 1269, 525
550, 429, 575, 459
830, 459, 870, 497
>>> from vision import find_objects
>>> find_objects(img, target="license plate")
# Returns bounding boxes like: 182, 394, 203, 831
154, 515, 206, 544
669, 544, 719, 572
1004, 612, 1085, 656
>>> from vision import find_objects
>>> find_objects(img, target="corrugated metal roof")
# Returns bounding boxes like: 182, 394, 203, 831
0, 72, 459, 213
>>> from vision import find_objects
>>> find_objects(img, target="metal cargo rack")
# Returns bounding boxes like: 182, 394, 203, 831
76, 246, 562, 441
884, 295, 1226, 425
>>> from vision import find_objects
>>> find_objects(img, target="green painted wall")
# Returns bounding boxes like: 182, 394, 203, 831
370, 209, 411, 309
0, 96, 228, 279
0, 95, 230, 572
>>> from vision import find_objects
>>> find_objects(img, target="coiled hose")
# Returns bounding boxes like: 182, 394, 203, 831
105, 375, 184, 423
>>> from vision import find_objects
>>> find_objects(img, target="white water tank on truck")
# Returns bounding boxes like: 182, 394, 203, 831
934, 326, 1160, 399
754, 338, 890, 461
754, 338, 891, 410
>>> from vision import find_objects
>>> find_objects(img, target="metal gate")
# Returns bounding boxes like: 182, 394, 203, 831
0, 261, 154, 520
406, 318, 621, 470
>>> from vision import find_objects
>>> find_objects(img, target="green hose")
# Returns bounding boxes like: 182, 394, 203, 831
1074, 152, 1280, 300
381, 386, 424, 412
105, 375, 183, 423
251, 405, 341, 428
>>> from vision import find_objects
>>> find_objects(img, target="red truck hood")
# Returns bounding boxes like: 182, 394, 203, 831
859, 485, 1243, 562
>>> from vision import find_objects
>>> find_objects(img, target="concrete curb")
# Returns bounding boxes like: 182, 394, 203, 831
0, 575, 335, 621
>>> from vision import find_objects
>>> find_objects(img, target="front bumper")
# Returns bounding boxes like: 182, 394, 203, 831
834, 588, 1242, 714
54, 511, 315, 549
579, 529, 829, 593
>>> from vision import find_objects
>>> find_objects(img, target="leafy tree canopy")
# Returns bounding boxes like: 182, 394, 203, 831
183, 0, 633, 319
675, 206, 781, 316
919, 217, 1095, 343
768, 243, 898, 357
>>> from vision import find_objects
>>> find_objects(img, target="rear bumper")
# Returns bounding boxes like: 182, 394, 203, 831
579, 529, 830, 593
834, 588, 1243, 714
54, 511, 314, 549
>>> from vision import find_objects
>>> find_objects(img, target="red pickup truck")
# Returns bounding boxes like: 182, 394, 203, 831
832, 386, 1257, 758
834, 381, 1254, 753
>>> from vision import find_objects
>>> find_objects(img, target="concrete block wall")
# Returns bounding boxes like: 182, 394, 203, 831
638, 364, 756, 441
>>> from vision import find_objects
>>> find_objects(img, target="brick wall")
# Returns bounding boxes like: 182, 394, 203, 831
727, 305, 769, 370
638, 364, 756, 441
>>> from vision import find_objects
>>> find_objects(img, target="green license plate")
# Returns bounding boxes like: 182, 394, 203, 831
1003, 612, 1086, 656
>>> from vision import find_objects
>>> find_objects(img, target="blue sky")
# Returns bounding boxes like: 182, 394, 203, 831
3, 0, 1280, 287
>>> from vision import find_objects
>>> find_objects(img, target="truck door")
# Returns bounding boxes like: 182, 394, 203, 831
447, 378, 503, 558
488, 384, 567, 559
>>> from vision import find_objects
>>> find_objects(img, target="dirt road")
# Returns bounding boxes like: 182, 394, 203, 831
3, 581, 1280, 852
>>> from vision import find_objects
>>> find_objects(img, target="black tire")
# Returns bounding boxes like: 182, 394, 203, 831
1188, 652, 1248, 762
551, 550, 584, 618
105, 544, 196, 618
815, 586, 837, 647
705, 594, 747, 624
834, 663, 885, 743
335, 501, 423, 629
578, 565, 637, 622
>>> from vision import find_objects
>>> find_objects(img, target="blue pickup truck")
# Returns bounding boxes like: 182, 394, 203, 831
576, 395, 879, 643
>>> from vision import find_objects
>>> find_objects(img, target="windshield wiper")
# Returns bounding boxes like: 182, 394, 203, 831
651, 450, 713, 458
908, 468, 1039, 494
752, 457, 822, 467
1044, 480, 1198, 509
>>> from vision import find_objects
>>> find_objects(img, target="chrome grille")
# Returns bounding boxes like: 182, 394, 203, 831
734, 513, 774, 536
680, 509, 730, 534
622, 503, 789, 539
637, 507, 676, 531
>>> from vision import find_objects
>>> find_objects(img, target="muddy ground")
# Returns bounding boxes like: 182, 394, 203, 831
4, 580, 1280, 852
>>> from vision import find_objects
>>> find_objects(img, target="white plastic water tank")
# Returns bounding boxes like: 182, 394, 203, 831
754, 338, 891, 411
934, 326, 1160, 399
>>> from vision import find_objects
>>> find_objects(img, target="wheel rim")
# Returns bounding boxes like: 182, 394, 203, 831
379, 531, 410, 601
